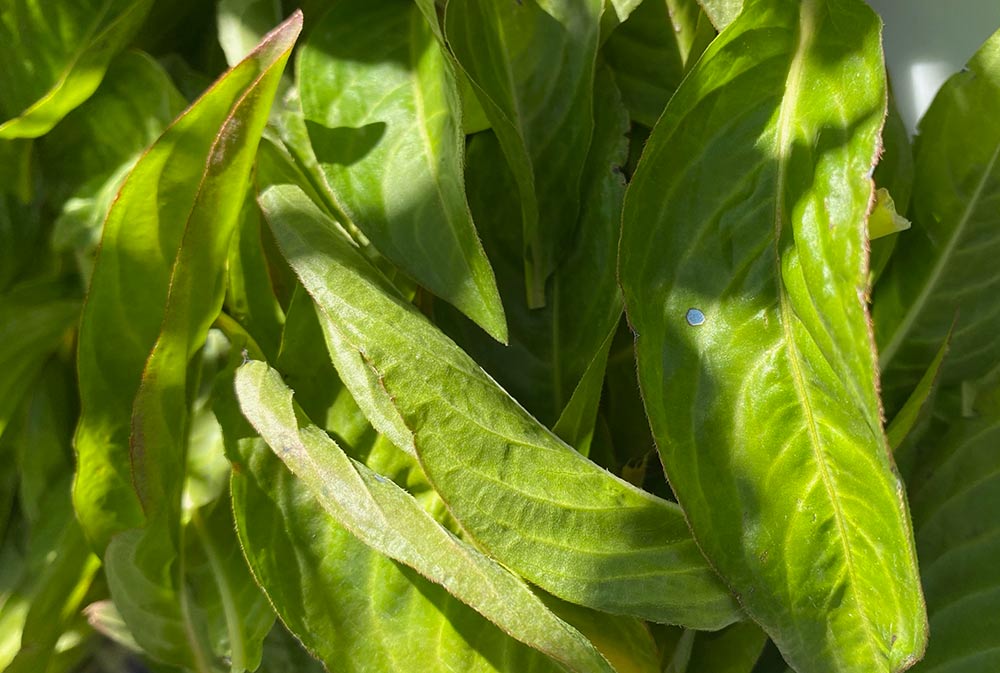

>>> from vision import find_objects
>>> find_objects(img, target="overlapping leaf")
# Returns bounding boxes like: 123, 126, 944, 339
74, 11, 301, 550
444, 0, 601, 305
258, 182, 741, 628
436, 66, 626, 428
297, 0, 506, 341
907, 385, 1000, 672
0, 0, 153, 138
619, 1, 925, 671
873, 27, 1000, 409
235, 361, 614, 673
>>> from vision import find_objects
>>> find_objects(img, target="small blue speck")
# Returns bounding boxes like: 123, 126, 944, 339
685, 308, 706, 326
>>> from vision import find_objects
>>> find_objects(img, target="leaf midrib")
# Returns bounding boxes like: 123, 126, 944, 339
772, 1, 881, 665
879, 136, 1000, 370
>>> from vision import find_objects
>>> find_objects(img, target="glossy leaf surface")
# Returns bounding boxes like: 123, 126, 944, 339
0, 0, 153, 138
444, 0, 601, 305
298, 0, 506, 341
874, 28, 1000, 409
259, 182, 741, 628
619, 1, 926, 671
236, 361, 614, 673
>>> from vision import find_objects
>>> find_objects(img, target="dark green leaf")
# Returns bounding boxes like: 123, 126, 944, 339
619, 1, 926, 671
0, 0, 153, 138
907, 385, 1000, 673
886, 329, 951, 453
438, 65, 627, 428
874, 27, 1000, 409
298, 0, 506, 341
603, 0, 715, 127
444, 0, 601, 305
259, 182, 741, 628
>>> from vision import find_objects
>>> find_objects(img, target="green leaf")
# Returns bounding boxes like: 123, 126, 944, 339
618, 1, 926, 671
685, 622, 768, 673
906, 385, 1000, 673
552, 322, 617, 456
603, 0, 715, 127
869, 90, 913, 287
886, 329, 951, 453
0, 285, 79, 443
437, 65, 627, 428
444, 0, 601, 306
873, 27, 1000, 410
73, 11, 302, 550
234, 361, 612, 673
217, 0, 283, 67
0, 0, 153, 138
258, 182, 741, 628
697, 0, 742, 30
869, 189, 911, 241
297, 0, 506, 341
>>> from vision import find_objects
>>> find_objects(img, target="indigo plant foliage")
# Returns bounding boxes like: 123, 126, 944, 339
0, 1, 998, 672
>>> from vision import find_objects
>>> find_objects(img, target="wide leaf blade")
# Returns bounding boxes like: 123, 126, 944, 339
258, 182, 741, 628
907, 384, 1000, 673
619, 1, 926, 671
297, 0, 506, 341
873, 27, 1000, 410
235, 361, 614, 673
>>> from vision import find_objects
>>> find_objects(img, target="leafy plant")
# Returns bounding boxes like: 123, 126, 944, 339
1, 1, 998, 672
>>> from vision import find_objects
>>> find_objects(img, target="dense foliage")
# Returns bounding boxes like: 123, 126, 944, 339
1, 0, 998, 672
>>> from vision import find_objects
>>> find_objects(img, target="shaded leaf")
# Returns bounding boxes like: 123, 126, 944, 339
874, 27, 1000, 409
619, 1, 926, 671
887, 329, 951, 453
259, 182, 741, 628
217, 0, 283, 66
0, 0, 153, 138
907, 385, 1000, 673
298, 0, 506, 341
603, 0, 715, 127
445, 0, 601, 305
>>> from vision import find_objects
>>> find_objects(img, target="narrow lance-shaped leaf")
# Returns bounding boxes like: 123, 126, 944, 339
906, 383, 1000, 673
259, 182, 741, 629
74, 11, 301, 551
298, 0, 506, 341
873, 27, 1000, 411
97, 14, 299, 672
619, 1, 926, 671
0, 0, 153, 138
235, 361, 615, 673
444, 0, 601, 306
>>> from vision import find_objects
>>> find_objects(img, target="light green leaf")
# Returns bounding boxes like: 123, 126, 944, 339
217, 0, 283, 66
697, 0, 742, 30
873, 27, 1000, 410
869, 90, 913, 287
0, 0, 153, 138
298, 0, 506, 341
234, 361, 613, 673
618, 1, 926, 671
258, 182, 741, 628
869, 189, 911, 240
552, 322, 617, 456
907, 385, 1000, 673
437, 65, 627, 428
603, 0, 715, 127
74, 11, 302, 550
445, 0, 601, 306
